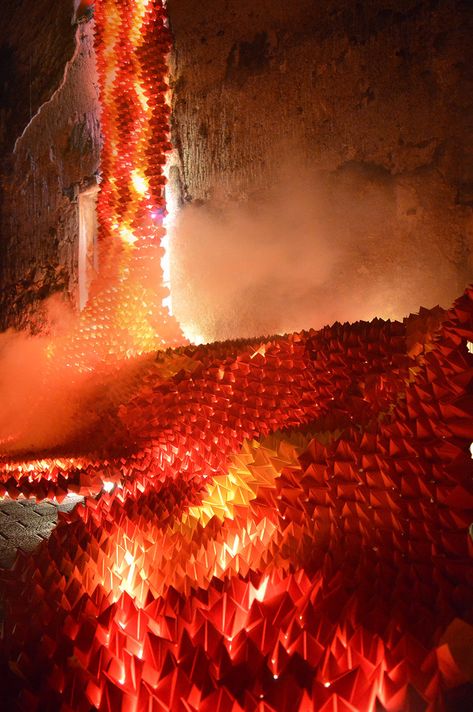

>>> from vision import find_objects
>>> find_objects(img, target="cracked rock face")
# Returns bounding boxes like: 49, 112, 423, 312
0, 0, 472, 333
167, 0, 473, 334
0, 1, 100, 331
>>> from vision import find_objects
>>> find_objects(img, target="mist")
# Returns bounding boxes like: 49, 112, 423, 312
0, 291, 156, 457
169, 162, 450, 343
0, 161, 454, 455
0, 299, 81, 455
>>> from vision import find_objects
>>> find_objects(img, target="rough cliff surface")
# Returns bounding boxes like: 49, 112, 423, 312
167, 0, 473, 336
0, 0, 472, 332
0, 1, 99, 330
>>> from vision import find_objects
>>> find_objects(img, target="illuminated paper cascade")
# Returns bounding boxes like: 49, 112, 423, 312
0, 289, 472, 711
0, 1, 472, 709
61, 0, 185, 370
0, 321, 410, 501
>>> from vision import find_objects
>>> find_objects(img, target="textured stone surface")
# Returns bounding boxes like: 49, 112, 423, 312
0, 495, 83, 569
0, 0, 76, 158
0, 5, 100, 330
167, 0, 473, 327
0, 0, 472, 333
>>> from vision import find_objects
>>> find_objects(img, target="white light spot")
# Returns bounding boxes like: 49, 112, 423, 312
162, 294, 173, 314
467, 341, 473, 354
324, 681, 331, 688
131, 170, 148, 196
103, 481, 115, 493
181, 326, 205, 345
119, 226, 137, 246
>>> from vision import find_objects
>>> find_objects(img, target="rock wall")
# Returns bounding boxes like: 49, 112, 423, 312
0, 0, 472, 335
0, 1, 99, 331
167, 0, 473, 338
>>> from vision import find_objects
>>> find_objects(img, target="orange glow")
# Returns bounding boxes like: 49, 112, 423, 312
76, 434, 308, 606
57, 0, 187, 370
0, 2, 472, 712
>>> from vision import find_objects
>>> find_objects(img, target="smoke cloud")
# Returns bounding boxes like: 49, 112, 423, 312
169, 162, 450, 343
0, 295, 153, 457
0, 162, 456, 455
0, 298, 78, 454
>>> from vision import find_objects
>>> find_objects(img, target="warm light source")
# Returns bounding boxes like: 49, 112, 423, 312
0, 3, 471, 712
131, 170, 149, 197
119, 226, 138, 246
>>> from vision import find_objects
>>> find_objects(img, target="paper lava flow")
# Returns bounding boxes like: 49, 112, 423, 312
0, 2, 472, 712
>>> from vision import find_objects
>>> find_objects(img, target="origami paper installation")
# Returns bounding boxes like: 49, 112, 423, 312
60, 0, 186, 371
0, 290, 472, 711
0, 2, 472, 711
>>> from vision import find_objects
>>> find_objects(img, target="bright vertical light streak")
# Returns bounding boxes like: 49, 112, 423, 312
162, 153, 180, 316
